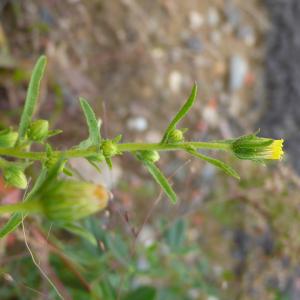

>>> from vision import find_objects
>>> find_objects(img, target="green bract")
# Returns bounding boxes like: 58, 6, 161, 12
167, 129, 185, 143
139, 150, 160, 163
0, 180, 109, 222
231, 133, 284, 161
0, 129, 18, 148
3, 165, 27, 189
27, 119, 49, 142
39, 180, 108, 222
102, 140, 118, 157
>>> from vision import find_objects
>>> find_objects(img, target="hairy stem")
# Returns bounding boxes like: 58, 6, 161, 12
0, 200, 42, 215
0, 141, 230, 161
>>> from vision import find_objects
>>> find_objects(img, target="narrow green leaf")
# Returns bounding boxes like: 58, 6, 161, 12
47, 129, 63, 138
79, 97, 101, 146
165, 218, 187, 251
0, 214, 23, 239
188, 149, 240, 180
143, 160, 177, 204
106, 234, 130, 267
18, 55, 47, 142
161, 84, 197, 143
105, 157, 113, 169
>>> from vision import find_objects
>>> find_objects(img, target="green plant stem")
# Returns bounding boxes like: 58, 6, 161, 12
0, 200, 42, 215
0, 141, 230, 161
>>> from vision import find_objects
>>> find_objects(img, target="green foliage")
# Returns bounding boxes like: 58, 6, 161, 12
17, 55, 47, 143
161, 83, 197, 144
187, 148, 240, 179
27, 119, 49, 142
79, 97, 101, 148
123, 286, 156, 300
0, 128, 18, 147
139, 157, 177, 204
0, 163, 57, 238
164, 218, 187, 251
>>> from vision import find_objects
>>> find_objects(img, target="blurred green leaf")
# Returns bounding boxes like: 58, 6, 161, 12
61, 222, 97, 245
123, 286, 156, 300
165, 219, 187, 251
161, 84, 197, 144
18, 55, 47, 142
187, 149, 240, 180
91, 278, 116, 300
107, 234, 131, 267
47, 129, 63, 138
157, 289, 183, 300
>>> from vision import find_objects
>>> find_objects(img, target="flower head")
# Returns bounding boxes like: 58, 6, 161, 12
3, 165, 27, 189
139, 150, 160, 163
168, 129, 184, 143
0, 129, 18, 148
231, 133, 284, 161
27, 119, 49, 142
39, 180, 108, 222
102, 140, 118, 157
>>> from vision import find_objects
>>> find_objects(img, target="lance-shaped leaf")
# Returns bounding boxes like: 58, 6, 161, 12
79, 97, 101, 147
137, 153, 177, 203
18, 55, 47, 143
187, 149, 240, 180
161, 84, 197, 144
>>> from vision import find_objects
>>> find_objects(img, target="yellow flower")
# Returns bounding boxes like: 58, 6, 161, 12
268, 139, 284, 160
231, 133, 284, 161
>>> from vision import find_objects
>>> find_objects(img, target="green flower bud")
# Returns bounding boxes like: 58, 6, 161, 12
44, 155, 66, 173
39, 180, 108, 222
140, 150, 160, 163
3, 165, 27, 189
0, 130, 18, 147
102, 140, 118, 157
27, 120, 49, 142
168, 129, 184, 143
231, 133, 284, 161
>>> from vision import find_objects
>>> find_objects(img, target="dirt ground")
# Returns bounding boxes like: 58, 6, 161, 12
0, 1, 299, 299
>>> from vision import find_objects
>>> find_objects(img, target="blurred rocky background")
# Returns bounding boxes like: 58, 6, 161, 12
0, 1, 300, 300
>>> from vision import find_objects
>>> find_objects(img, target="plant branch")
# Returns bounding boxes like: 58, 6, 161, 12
0, 141, 230, 161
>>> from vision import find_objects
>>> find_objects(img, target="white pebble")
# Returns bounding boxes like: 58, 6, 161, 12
189, 11, 204, 29
229, 55, 248, 92
127, 116, 148, 132
169, 70, 183, 93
